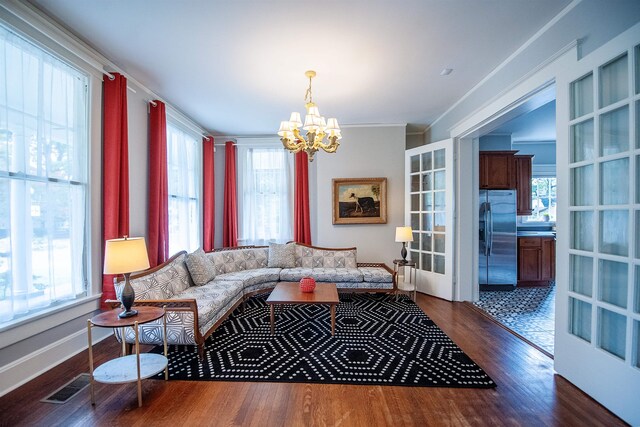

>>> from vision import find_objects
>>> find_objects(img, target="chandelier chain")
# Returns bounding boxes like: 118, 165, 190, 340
304, 75, 313, 104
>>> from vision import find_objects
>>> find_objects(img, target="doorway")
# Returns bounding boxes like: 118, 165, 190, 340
475, 96, 557, 356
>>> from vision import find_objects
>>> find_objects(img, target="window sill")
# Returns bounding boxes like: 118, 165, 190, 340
0, 294, 102, 350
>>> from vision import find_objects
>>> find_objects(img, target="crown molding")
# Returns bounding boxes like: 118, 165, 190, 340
426, 0, 581, 133
0, 0, 211, 137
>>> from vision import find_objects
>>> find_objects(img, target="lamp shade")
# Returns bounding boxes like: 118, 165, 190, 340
326, 118, 340, 131
395, 226, 414, 243
303, 114, 318, 131
278, 121, 292, 137
289, 112, 302, 128
104, 237, 150, 274
307, 105, 320, 117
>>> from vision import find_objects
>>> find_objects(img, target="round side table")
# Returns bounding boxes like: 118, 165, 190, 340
87, 306, 168, 407
393, 259, 417, 301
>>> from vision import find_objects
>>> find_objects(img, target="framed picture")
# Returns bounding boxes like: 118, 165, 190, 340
332, 178, 387, 224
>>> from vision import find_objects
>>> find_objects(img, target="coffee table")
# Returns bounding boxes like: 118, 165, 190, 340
266, 282, 339, 335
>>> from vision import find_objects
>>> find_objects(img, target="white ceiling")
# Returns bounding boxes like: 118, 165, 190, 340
29, 0, 571, 136
490, 100, 557, 142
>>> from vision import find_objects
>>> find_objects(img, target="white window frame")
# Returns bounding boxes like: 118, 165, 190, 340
0, 22, 92, 334
236, 140, 293, 246
518, 164, 557, 226
166, 120, 201, 255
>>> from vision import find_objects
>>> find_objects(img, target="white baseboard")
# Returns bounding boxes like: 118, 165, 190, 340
0, 327, 113, 397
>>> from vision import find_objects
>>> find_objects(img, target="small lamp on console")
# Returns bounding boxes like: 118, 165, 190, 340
104, 236, 150, 318
395, 226, 414, 263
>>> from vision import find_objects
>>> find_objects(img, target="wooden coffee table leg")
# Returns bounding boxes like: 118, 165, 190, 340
270, 304, 275, 335
330, 304, 336, 336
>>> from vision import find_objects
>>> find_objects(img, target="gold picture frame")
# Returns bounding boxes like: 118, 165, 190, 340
332, 178, 387, 224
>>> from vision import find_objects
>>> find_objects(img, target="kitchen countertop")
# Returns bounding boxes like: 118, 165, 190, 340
517, 231, 556, 238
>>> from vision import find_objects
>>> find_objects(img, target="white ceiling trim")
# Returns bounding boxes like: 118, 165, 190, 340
447, 40, 575, 136
0, 0, 106, 75
427, 0, 582, 133
1, 0, 212, 137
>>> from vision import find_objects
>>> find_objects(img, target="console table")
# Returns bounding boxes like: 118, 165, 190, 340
87, 306, 168, 407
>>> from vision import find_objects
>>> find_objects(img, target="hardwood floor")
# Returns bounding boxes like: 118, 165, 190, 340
0, 294, 624, 427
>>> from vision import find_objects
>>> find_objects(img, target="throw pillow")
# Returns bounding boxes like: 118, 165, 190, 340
268, 242, 295, 268
185, 248, 217, 286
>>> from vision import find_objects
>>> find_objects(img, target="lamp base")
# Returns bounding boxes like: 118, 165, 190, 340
119, 272, 137, 318
400, 242, 408, 262
118, 308, 138, 318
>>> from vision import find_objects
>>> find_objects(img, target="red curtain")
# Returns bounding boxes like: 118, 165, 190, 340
148, 100, 169, 267
102, 73, 130, 308
203, 136, 215, 251
294, 151, 312, 244
223, 141, 238, 247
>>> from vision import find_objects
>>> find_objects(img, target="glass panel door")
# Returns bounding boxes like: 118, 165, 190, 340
556, 27, 640, 425
405, 139, 454, 300
567, 49, 636, 361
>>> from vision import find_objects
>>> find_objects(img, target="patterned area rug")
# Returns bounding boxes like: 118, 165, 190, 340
152, 293, 496, 388
473, 286, 555, 354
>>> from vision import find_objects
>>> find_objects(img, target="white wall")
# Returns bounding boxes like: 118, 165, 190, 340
479, 134, 511, 151
512, 141, 556, 165
314, 125, 405, 265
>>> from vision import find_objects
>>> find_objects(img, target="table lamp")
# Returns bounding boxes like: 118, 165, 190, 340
395, 226, 414, 263
104, 236, 150, 318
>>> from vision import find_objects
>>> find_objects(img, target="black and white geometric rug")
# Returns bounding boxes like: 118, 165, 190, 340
152, 293, 496, 388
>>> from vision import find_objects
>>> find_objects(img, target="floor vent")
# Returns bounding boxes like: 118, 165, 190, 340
41, 373, 91, 404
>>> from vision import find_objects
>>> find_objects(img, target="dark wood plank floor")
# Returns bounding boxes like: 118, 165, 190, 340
0, 294, 624, 427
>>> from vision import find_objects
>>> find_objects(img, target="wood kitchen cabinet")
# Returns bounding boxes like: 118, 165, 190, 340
518, 236, 555, 284
479, 151, 517, 189
479, 151, 533, 215
515, 155, 533, 216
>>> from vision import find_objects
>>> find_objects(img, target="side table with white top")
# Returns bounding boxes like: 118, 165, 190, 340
393, 259, 417, 301
87, 306, 168, 407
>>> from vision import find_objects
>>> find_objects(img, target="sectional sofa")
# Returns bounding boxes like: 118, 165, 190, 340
107, 243, 395, 358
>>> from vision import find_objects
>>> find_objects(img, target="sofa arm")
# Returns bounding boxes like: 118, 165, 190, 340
105, 298, 202, 346
357, 263, 397, 290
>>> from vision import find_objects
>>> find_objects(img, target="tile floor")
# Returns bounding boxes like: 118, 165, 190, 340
473, 285, 555, 354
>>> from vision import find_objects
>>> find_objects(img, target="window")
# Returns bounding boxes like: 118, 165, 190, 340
166, 122, 200, 255
524, 177, 557, 223
0, 25, 89, 324
238, 146, 293, 245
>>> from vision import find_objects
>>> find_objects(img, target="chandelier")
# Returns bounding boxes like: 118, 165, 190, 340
277, 70, 341, 161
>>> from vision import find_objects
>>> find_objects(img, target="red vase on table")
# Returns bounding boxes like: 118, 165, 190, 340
299, 277, 316, 293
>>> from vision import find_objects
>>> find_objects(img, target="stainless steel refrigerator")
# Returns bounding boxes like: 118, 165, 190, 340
479, 190, 517, 288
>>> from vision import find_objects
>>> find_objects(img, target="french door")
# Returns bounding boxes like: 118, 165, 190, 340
405, 139, 454, 300
555, 23, 640, 425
